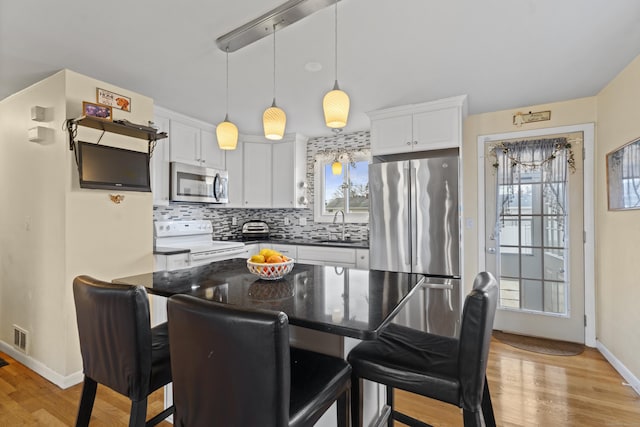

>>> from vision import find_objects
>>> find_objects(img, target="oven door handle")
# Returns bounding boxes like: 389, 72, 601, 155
190, 247, 246, 263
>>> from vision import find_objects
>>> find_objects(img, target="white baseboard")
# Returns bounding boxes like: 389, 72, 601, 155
596, 340, 640, 396
0, 341, 84, 389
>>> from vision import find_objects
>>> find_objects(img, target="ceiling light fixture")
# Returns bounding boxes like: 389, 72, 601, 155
216, 48, 238, 150
216, 0, 336, 52
323, 0, 350, 129
263, 24, 286, 140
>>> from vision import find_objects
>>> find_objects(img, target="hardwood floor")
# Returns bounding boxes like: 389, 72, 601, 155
395, 339, 640, 426
0, 338, 639, 426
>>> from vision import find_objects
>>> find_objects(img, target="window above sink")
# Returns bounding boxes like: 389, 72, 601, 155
313, 149, 370, 223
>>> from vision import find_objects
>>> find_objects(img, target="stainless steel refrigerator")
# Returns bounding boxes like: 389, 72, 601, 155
369, 148, 461, 335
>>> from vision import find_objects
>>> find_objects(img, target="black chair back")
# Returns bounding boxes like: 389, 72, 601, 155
168, 294, 290, 427
458, 271, 498, 411
73, 275, 153, 401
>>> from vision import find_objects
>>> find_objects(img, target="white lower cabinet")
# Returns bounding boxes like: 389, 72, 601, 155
297, 246, 357, 268
242, 243, 260, 258
261, 243, 297, 259
356, 249, 370, 269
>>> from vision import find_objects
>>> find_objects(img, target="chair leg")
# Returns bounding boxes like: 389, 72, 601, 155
462, 409, 484, 427
129, 398, 147, 427
351, 375, 363, 427
482, 379, 496, 427
336, 389, 349, 427
386, 385, 394, 427
75, 377, 97, 427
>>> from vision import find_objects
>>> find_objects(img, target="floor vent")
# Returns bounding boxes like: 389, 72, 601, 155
13, 325, 27, 353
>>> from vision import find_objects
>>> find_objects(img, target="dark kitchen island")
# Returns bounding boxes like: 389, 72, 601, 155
114, 258, 434, 426
114, 258, 426, 340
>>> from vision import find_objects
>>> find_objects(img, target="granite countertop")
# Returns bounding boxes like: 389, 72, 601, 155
241, 238, 369, 249
114, 258, 423, 340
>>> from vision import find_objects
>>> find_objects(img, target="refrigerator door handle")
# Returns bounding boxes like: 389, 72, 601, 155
409, 163, 417, 268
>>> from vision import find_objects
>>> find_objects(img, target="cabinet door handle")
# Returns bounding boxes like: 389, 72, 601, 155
406, 141, 411, 145
413, 140, 418, 145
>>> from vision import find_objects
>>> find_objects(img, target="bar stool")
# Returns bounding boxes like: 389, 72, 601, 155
167, 294, 351, 427
348, 272, 498, 427
72, 275, 174, 427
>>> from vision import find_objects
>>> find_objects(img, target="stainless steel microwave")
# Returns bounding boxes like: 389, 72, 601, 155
170, 162, 229, 204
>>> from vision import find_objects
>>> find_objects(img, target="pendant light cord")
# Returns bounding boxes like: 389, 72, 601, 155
334, 0, 338, 83
225, 47, 229, 116
273, 24, 277, 102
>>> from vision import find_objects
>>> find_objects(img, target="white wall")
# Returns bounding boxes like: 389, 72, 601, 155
0, 71, 68, 375
0, 70, 154, 385
595, 55, 640, 383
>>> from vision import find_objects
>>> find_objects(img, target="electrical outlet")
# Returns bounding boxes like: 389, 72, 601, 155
298, 217, 307, 226
284, 217, 290, 226
232, 217, 237, 226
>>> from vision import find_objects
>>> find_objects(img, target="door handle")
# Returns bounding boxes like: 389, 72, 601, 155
487, 247, 496, 254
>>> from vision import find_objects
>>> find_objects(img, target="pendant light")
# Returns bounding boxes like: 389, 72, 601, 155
331, 161, 342, 175
216, 48, 238, 150
263, 24, 286, 140
323, 0, 350, 129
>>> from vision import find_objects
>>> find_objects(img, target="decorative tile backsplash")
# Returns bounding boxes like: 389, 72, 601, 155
154, 130, 371, 242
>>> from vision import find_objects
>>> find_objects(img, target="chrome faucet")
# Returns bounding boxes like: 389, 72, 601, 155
333, 210, 345, 241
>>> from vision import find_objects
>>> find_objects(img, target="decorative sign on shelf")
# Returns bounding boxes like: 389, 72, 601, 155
97, 88, 131, 112
513, 110, 551, 126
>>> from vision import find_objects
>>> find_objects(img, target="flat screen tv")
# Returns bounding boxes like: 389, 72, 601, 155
77, 141, 151, 192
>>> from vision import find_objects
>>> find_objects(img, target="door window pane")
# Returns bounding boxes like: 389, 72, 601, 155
521, 248, 543, 280
522, 279, 543, 311
500, 253, 519, 278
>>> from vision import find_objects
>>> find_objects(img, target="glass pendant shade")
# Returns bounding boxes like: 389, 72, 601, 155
323, 81, 350, 128
331, 161, 342, 175
263, 99, 286, 140
216, 115, 238, 150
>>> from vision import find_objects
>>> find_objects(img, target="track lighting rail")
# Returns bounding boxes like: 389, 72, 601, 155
216, 0, 339, 52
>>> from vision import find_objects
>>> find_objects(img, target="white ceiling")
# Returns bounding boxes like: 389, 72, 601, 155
2, 0, 640, 137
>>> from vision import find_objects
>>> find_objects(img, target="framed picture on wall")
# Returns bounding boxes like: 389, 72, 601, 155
96, 88, 131, 112
607, 136, 640, 210
82, 101, 112, 121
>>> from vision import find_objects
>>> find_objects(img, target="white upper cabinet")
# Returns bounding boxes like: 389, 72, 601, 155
225, 138, 244, 208
368, 95, 467, 155
370, 115, 413, 154
272, 134, 308, 208
170, 119, 200, 165
161, 109, 226, 169
240, 133, 308, 209
151, 109, 171, 206
200, 128, 226, 170
243, 138, 272, 208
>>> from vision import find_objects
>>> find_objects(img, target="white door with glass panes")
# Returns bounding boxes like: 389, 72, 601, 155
481, 129, 586, 344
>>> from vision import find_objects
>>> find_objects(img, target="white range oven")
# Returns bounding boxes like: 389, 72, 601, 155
154, 220, 246, 269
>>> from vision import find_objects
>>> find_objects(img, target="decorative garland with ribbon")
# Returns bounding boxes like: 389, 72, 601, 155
489, 139, 576, 173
